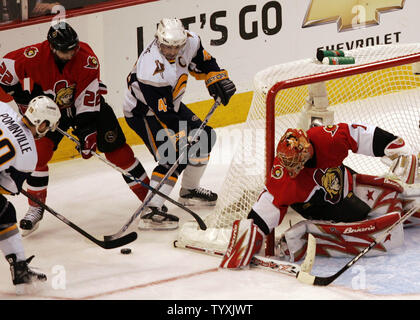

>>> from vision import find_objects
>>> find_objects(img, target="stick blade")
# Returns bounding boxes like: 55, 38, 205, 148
102, 232, 137, 249
314, 276, 336, 286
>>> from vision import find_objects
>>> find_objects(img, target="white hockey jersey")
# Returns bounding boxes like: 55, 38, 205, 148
123, 31, 221, 128
0, 102, 37, 194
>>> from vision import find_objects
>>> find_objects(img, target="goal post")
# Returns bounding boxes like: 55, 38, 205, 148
176, 43, 420, 258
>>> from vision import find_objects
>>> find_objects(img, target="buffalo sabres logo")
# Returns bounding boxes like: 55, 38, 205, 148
271, 165, 284, 179
323, 124, 339, 136
85, 56, 99, 70
24, 47, 39, 58
314, 167, 343, 204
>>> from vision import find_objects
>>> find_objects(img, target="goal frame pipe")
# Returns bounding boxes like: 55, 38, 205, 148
264, 52, 420, 256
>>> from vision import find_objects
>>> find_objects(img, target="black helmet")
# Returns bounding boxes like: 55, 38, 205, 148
47, 22, 79, 52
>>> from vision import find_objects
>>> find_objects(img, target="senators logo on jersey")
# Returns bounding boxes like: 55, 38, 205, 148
23, 47, 39, 58
54, 80, 76, 108
271, 165, 284, 179
314, 167, 343, 204
85, 56, 99, 70
323, 124, 338, 136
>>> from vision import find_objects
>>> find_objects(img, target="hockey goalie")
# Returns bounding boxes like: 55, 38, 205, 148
220, 123, 420, 269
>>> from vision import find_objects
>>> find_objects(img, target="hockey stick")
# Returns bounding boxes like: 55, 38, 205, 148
174, 234, 317, 278
20, 189, 137, 249
104, 98, 222, 240
297, 204, 420, 286
56, 127, 207, 230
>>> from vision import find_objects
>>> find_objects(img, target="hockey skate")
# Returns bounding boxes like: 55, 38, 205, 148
138, 206, 179, 230
19, 205, 44, 237
6, 254, 47, 295
179, 187, 218, 206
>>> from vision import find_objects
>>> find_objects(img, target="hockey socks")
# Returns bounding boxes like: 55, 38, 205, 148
105, 144, 150, 202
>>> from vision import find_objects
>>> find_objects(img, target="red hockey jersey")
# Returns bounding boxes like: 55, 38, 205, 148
266, 123, 377, 217
0, 40, 103, 115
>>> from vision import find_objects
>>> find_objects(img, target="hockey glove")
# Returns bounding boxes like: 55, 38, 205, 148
0, 167, 29, 195
206, 70, 236, 106
73, 127, 97, 159
10, 82, 45, 109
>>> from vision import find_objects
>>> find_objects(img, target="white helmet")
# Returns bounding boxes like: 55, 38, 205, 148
24, 96, 61, 138
155, 18, 187, 47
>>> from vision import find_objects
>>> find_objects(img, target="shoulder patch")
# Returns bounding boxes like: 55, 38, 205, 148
153, 60, 165, 76
24, 47, 39, 58
323, 124, 338, 136
202, 49, 212, 61
85, 56, 99, 70
271, 165, 284, 179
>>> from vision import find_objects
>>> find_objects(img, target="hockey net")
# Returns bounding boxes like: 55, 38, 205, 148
176, 43, 420, 256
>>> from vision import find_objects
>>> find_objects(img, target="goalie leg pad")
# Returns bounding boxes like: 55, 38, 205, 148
401, 185, 420, 227
279, 211, 403, 262
220, 219, 264, 269
354, 174, 403, 216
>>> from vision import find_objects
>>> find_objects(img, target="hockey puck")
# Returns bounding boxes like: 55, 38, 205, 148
120, 248, 132, 255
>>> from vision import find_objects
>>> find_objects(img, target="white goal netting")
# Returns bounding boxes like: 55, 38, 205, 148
176, 43, 420, 255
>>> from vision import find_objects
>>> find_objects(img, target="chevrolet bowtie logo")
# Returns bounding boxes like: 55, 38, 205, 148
303, 0, 405, 32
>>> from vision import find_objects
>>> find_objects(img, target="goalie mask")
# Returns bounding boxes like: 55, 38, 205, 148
24, 96, 61, 139
155, 18, 187, 61
276, 128, 314, 178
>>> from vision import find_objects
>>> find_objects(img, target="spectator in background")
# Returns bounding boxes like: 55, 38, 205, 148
30, 0, 114, 16
0, 0, 115, 22
0, 0, 19, 23
30, 1, 61, 18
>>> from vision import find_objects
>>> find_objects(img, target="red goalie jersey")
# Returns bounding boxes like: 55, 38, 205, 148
0, 40, 103, 115
264, 123, 383, 224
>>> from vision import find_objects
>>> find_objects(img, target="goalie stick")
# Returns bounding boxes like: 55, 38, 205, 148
297, 204, 420, 286
103, 98, 222, 241
20, 189, 137, 249
173, 233, 317, 278
56, 127, 207, 231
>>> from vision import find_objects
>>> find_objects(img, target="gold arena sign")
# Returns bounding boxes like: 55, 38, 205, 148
302, 0, 405, 32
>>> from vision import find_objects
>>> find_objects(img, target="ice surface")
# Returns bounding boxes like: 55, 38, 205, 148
0, 125, 419, 300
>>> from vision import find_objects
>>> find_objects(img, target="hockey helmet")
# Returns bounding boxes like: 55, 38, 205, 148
155, 18, 187, 48
276, 128, 313, 178
47, 22, 79, 52
24, 96, 61, 138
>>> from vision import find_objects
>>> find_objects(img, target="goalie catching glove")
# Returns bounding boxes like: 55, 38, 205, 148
383, 137, 419, 184
205, 70, 236, 106
73, 126, 97, 159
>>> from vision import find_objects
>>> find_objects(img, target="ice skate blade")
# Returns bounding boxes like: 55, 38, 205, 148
178, 197, 217, 207
138, 220, 178, 231
21, 223, 40, 237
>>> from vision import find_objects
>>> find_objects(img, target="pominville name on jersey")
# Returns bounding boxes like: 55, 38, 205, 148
0, 113, 32, 153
